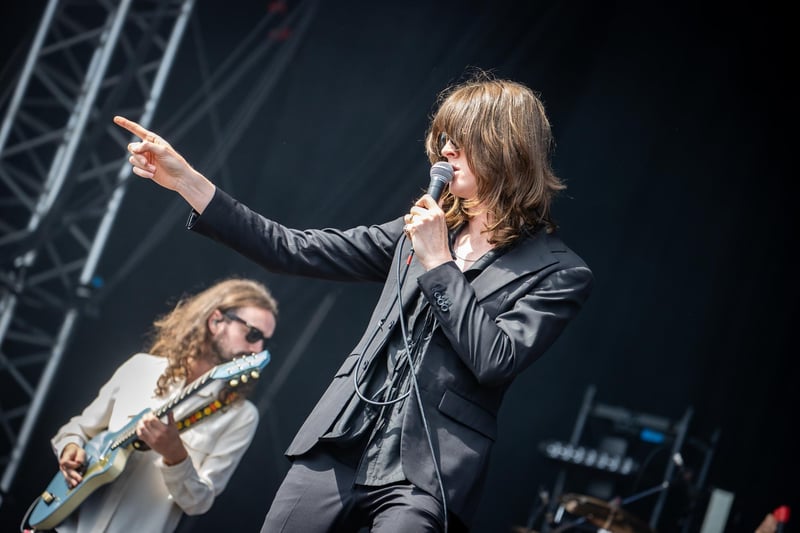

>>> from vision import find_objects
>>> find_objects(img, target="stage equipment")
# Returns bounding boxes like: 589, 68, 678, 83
555, 492, 654, 533
525, 385, 718, 533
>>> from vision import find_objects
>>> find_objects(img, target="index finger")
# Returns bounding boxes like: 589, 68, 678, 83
113, 115, 152, 141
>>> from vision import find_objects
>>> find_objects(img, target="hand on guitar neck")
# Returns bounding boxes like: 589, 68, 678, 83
135, 411, 188, 466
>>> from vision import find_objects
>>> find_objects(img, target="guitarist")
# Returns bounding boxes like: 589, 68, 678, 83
47, 278, 277, 533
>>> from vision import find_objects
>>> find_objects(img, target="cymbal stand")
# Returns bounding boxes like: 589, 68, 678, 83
523, 487, 550, 532
547, 481, 671, 533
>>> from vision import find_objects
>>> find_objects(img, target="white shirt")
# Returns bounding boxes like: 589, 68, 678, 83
50, 353, 259, 533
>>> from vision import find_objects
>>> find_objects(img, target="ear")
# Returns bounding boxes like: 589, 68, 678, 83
208, 309, 224, 334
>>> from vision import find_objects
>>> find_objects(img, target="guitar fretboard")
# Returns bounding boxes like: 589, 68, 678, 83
108, 367, 216, 450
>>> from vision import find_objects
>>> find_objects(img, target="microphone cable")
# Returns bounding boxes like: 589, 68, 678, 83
351, 232, 449, 532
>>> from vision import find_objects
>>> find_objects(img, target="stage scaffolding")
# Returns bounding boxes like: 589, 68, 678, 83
0, 0, 317, 512
0, 0, 196, 505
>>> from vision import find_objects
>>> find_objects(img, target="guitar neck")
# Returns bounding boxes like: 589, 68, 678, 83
153, 368, 214, 419
109, 368, 216, 451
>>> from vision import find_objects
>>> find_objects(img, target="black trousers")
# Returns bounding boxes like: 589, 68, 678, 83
260, 448, 464, 533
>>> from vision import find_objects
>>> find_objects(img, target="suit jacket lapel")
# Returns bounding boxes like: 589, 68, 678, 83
471, 231, 561, 301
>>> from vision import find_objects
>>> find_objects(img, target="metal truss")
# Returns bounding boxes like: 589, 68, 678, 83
0, 0, 196, 500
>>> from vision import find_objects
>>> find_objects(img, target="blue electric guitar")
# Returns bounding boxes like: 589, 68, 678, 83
23, 350, 270, 531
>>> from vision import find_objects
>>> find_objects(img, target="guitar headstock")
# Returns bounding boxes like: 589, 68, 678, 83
209, 350, 271, 385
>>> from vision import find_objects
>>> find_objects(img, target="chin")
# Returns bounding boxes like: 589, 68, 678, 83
451, 188, 476, 200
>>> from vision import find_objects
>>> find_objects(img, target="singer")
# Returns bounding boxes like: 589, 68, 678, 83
114, 71, 593, 532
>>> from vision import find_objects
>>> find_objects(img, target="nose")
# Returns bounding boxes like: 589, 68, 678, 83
440, 140, 458, 159
246, 339, 264, 353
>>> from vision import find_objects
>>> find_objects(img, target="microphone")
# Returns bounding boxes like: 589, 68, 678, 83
774, 505, 790, 533
427, 161, 454, 202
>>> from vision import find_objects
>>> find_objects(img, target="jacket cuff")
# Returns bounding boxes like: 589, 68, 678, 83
186, 187, 233, 231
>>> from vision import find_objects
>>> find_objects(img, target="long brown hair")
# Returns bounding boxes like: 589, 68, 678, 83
425, 71, 565, 247
147, 278, 278, 397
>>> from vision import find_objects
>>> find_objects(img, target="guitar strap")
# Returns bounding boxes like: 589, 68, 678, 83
131, 389, 242, 451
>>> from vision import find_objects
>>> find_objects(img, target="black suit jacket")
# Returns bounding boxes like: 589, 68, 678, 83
189, 188, 593, 526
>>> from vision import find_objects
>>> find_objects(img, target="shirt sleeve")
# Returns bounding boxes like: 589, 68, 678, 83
157, 400, 259, 515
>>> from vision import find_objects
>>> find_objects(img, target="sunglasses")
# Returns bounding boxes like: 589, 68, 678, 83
223, 310, 268, 345
437, 132, 460, 153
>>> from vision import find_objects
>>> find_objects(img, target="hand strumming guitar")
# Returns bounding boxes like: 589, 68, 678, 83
59, 442, 86, 489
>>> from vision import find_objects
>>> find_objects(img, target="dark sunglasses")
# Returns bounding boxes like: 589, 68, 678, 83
223, 310, 268, 345
437, 132, 460, 153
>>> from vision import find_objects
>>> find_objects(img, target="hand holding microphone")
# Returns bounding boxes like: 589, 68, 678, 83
404, 162, 454, 270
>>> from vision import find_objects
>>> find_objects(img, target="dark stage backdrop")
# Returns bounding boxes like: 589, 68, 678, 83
1, 2, 795, 532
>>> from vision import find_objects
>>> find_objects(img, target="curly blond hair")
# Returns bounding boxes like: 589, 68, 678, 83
146, 278, 278, 397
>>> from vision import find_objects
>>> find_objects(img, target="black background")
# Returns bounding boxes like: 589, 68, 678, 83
0, 1, 795, 532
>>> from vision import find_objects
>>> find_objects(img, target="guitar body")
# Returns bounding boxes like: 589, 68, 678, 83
26, 410, 147, 530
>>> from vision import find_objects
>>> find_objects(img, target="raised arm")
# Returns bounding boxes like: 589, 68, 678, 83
113, 116, 215, 213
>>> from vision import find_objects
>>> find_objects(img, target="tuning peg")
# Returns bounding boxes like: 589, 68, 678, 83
229, 378, 239, 387
240, 374, 249, 383
251, 370, 260, 379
